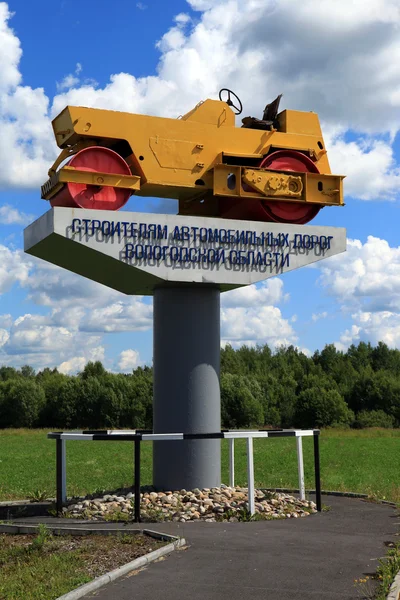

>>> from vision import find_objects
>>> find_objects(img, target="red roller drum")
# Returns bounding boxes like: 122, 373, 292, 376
219, 150, 321, 225
50, 146, 132, 211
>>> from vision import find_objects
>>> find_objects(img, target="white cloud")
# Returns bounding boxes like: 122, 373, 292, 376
221, 305, 297, 349
334, 312, 400, 350
0, 310, 105, 370
58, 346, 105, 375
0, 242, 154, 369
82, 300, 152, 333
0, 314, 12, 328
0, 328, 9, 347
23, 256, 122, 308
58, 356, 86, 374
118, 349, 141, 372
328, 134, 400, 200
318, 235, 400, 349
311, 311, 328, 322
0, 204, 34, 225
0, 246, 30, 293
319, 236, 400, 310
56, 73, 79, 91
1, 0, 400, 202
221, 278, 288, 308
0, 2, 21, 90
56, 63, 83, 91
220, 278, 296, 348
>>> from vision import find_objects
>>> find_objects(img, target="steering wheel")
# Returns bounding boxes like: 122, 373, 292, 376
218, 88, 243, 115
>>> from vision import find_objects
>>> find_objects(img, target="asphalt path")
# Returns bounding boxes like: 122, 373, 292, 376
74, 496, 399, 600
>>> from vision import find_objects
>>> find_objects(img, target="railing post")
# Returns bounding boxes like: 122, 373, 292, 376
246, 437, 255, 516
229, 438, 235, 488
313, 432, 322, 512
296, 436, 306, 500
134, 438, 141, 522
56, 438, 67, 515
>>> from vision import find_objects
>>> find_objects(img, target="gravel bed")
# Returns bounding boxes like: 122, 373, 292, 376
63, 485, 317, 523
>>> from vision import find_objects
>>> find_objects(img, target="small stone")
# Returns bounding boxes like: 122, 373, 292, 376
126, 492, 134, 499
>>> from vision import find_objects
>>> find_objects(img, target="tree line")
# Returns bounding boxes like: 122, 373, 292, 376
0, 341, 399, 430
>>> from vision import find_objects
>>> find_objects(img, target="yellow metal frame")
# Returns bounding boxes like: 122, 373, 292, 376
41, 166, 141, 201
212, 164, 344, 205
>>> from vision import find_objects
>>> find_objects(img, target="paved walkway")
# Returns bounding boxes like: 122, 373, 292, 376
13, 496, 400, 599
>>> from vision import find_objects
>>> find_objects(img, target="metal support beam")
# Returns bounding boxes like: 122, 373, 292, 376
247, 437, 255, 516
229, 438, 235, 488
134, 439, 141, 522
296, 436, 306, 500
56, 439, 67, 514
313, 433, 322, 512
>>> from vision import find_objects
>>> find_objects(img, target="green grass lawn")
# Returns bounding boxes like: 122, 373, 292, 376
0, 526, 164, 600
1, 428, 400, 503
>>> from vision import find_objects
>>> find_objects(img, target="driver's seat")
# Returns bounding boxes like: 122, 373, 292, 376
241, 94, 282, 130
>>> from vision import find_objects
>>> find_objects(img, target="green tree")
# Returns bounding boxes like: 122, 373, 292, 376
0, 379, 45, 428
355, 410, 394, 429
80, 361, 107, 380
39, 378, 81, 428
294, 387, 354, 428
221, 374, 264, 428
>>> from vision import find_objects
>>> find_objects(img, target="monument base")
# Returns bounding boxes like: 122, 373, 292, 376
152, 285, 221, 490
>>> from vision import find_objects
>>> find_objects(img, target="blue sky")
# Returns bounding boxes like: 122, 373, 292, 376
1, 0, 400, 373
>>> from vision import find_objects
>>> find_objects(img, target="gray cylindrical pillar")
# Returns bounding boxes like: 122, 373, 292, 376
153, 285, 221, 491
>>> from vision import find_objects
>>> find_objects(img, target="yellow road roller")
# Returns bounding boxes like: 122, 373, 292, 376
41, 89, 344, 224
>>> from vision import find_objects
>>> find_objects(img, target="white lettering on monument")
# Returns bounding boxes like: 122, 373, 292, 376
24, 208, 346, 294
69, 217, 336, 273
